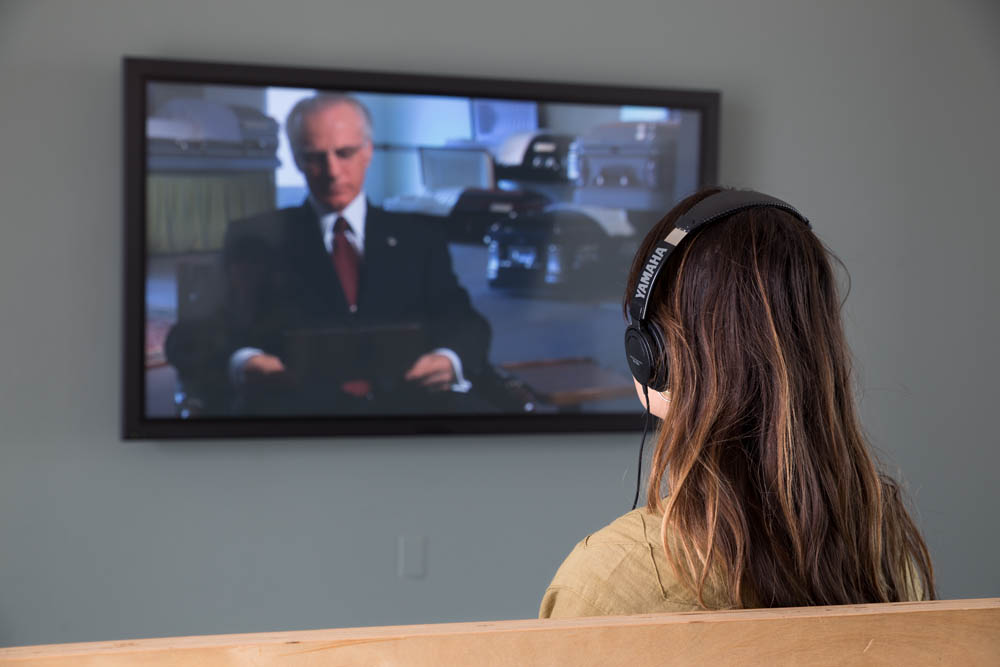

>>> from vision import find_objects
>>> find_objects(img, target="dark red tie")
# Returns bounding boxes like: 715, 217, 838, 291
331, 217, 370, 397
331, 217, 361, 310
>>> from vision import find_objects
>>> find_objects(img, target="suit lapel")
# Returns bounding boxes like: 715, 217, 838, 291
359, 206, 398, 315
283, 203, 348, 313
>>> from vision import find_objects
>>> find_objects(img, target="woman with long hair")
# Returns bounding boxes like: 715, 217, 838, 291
540, 187, 934, 617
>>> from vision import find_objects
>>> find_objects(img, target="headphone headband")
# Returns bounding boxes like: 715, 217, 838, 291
628, 189, 810, 323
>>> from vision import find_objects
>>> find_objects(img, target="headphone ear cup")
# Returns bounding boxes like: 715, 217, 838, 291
624, 324, 654, 387
624, 321, 669, 392
644, 319, 669, 392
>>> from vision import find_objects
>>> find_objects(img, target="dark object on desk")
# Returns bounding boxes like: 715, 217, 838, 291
284, 322, 428, 393
233, 323, 431, 417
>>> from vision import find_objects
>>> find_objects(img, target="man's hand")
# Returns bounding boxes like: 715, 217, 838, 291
404, 353, 456, 391
243, 353, 286, 376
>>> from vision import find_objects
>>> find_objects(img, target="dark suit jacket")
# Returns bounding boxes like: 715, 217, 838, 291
218, 202, 491, 392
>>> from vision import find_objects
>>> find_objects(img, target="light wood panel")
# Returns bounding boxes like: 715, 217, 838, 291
1, 598, 997, 666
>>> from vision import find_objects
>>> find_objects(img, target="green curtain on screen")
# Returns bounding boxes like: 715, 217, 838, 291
147, 172, 276, 254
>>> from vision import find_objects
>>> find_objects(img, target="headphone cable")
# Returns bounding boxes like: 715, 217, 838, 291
631, 384, 651, 510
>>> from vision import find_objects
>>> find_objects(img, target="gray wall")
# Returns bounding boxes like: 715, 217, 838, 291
1, 0, 997, 648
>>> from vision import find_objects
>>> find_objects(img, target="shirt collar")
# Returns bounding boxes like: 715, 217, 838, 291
310, 191, 367, 254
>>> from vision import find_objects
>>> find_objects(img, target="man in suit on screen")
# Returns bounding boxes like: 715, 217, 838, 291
171, 93, 493, 416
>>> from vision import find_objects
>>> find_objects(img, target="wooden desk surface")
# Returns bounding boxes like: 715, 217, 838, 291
500, 357, 635, 406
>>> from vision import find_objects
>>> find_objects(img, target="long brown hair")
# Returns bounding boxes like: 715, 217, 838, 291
626, 187, 935, 608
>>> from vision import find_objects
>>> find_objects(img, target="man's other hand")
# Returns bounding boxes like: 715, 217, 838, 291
405, 353, 456, 391
244, 353, 286, 376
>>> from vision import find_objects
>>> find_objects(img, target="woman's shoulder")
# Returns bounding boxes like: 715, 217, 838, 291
583, 507, 656, 546
539, 508, 703, 618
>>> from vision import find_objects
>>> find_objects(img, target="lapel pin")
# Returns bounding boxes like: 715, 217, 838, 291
387, 236, 398, 247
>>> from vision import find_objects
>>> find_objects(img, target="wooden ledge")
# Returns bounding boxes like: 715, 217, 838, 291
1, 598, 997, 666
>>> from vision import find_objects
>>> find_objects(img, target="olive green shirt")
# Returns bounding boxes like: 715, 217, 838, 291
539, 507, 925, 618
539, 507, 718, 618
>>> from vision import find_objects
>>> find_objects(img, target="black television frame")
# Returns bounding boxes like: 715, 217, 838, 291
123, 56, 719, 439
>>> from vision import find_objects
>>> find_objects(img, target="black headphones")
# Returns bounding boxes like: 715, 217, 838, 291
624, 189, 811, 392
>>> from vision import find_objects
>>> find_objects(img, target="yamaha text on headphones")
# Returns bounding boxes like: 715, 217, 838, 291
624, 189, 811, 393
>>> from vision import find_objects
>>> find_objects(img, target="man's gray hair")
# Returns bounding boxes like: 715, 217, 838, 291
285, 93, 374, 158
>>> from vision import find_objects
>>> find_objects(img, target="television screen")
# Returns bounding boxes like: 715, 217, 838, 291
124, 58, 719, 438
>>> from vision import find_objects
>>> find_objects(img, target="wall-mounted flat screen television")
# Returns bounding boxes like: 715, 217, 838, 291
123, 57, 719, 438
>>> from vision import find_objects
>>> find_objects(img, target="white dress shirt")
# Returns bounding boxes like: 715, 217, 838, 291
313, 191, 366, 256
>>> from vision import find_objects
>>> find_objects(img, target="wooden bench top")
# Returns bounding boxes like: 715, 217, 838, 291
1, 598, 997, 666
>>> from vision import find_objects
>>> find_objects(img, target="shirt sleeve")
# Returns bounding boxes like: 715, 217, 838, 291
229, 347, 265, 384
431, 347, 472, 393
